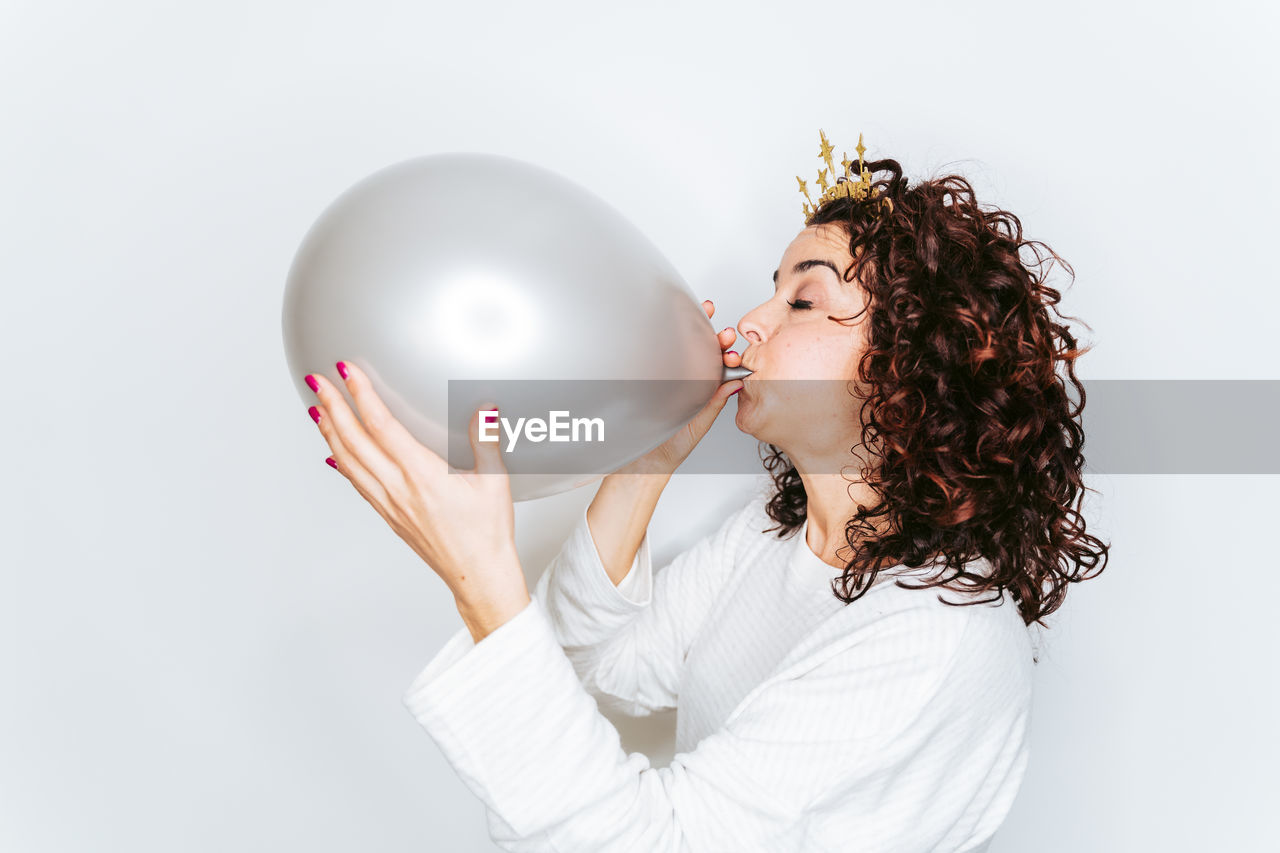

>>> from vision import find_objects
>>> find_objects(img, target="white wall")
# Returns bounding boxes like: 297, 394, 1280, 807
2, 1, 1276, 850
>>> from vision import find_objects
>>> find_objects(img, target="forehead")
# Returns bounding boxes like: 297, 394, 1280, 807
782, 225, 851, 265
773, 225, 853, 284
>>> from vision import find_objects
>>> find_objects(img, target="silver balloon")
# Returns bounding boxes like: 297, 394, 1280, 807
282, 153, 751, 501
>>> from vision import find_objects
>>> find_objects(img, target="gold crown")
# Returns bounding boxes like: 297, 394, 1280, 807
796, 129, 892, 223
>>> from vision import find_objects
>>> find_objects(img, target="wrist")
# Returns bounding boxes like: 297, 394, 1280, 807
456, 585, 531, 644
613, 457, 676, 480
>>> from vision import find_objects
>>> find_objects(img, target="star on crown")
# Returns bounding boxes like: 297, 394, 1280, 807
797, 129, 892, 223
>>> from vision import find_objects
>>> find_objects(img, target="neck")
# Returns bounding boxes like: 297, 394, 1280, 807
795, 469, 886, 567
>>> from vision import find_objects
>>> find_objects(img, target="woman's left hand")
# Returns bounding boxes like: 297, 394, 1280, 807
305, 361, 530, 640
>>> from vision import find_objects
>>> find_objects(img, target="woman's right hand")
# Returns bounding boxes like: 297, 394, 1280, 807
616, 299, 744, 477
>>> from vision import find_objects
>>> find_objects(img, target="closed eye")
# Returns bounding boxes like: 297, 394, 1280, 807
787, 299, 812, 310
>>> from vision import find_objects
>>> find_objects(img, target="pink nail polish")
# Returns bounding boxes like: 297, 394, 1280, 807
325, 457, 337, 469
336, 362, 349, 380
305, 375, 319, 393
309, 406, 321, 424
727, 350, 738, 357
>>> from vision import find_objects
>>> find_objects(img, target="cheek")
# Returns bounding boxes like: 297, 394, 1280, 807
797, 331, 860, 378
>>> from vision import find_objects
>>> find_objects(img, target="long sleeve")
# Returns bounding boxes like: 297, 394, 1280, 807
401, 586, 1032, 852
528, 497, 758, 716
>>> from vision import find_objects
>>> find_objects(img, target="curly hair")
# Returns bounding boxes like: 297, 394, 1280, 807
759, 154, 1109, 629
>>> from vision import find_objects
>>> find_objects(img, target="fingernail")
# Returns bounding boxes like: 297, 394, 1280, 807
727, 350, 738, 357
309, 406, 322, 424
305, 375, 319, 393
336, 362, 349, 380
325, 457, 337, 469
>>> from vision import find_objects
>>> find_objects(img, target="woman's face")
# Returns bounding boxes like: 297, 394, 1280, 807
734, 223, 871, 462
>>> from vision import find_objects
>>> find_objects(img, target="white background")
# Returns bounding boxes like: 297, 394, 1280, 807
2, 1, 1277, 850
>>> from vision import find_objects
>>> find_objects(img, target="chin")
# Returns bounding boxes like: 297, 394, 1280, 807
732, 393, 770, 443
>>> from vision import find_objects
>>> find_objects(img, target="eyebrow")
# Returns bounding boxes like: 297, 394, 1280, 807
773, 258, 842, 288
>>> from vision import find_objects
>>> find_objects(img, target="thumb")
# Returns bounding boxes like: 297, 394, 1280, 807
469, 403, 508, 476
686, 380, 743, 438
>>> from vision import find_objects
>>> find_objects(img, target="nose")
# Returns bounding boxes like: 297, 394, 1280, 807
722, 312, 754, 381
735, 304, 768, 370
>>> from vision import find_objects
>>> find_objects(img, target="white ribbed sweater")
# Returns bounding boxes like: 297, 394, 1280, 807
403, 490, 1035, 852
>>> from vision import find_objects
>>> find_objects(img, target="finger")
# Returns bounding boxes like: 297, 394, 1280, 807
467, 403, 509, 478
717, 326, 737, 349
326, 448, 399, 526
687, 378, 743, 434
702, 299, 714, 320
722, 349, 742, 366
308, 399, 393, 509
307, 369, 405, 494
335, 360, 449, 481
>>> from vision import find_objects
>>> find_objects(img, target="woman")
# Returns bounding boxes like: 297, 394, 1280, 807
303, 133, 1109, 851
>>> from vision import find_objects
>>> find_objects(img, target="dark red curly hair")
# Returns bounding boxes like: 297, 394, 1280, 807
760, 154, 1109, 629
